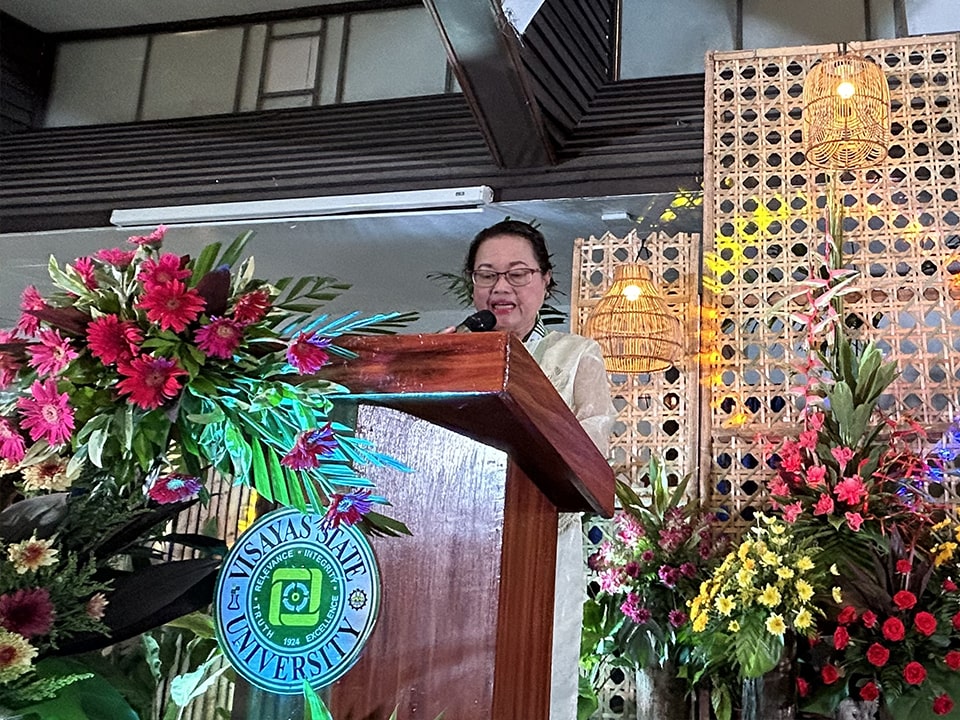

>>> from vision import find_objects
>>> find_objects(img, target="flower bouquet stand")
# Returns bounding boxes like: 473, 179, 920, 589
316, 332, 615, 720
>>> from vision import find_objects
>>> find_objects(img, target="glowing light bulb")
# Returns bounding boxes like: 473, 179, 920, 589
622, 284, 642, 301
836, 81, 855, 99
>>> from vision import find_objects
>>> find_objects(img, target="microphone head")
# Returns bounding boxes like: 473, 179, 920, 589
461, 309, 497, 332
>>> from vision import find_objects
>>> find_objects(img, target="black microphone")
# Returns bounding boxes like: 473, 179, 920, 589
455, 309, 497, 333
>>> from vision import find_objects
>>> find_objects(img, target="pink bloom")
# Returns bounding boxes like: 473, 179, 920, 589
322, 488, 377, 529
805, 465, 827, 488
17, 286, 46, 336
798, 429, 818, 450
280, 424, 338, 470
831, 446, 855, 467
0, 340, 22, 388
95, 247, 136, 268
137, 281, 205, 333
668, 609, 688, 628
835, 476, 867, 505
614, 513, 646, 545
195, 317, 243, 359
127, 225, 167, 247
116, 354, 187, 409
72, 257, 98, 289
16, 379, 74, 446
286, 332, 333, 373
27, 329, 78, 376
779, 439, 802, 472
232, 288, 271, 325
808, 412, 825, 431
0, 418, 26, 463
768, 476, 791, 497
0, 588, 55, 637
813, 493, 834, 516
598, 569, 623, 593
148, 474, 202, 504
620, 593, 650, 624
85, 593, 108, 620
844, 511, 864, 531
86, 315, 143, 365
782, 501, 803, 523
137, 253, 190, 288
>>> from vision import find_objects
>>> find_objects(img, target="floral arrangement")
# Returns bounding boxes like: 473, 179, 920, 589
0, 226, 413, 713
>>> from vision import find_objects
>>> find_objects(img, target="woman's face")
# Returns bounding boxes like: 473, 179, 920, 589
471, 233, 551, 339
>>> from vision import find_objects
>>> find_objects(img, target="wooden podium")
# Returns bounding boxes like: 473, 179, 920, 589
321, 332, 614, 720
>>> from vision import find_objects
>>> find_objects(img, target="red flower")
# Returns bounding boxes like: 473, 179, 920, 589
127, 225, 167, 247
280, 424, 339, 470
797, 677, 809, 698
821, 665, 840, 685
195, 317, 243, 359
904, 661, 927, 685
17, 379, 75, 446
232, 288, 271, 325
944, 579, 958, 592
72, 256, 98, 289
17, 286, 46, 336
893, 590, 917, 610
148, 474, 202, 504
28, 328, 78, 376
86, 315, 143, 365
882, 617, 905, 642
946, 650, 960, 670
866, 643, 890, 667
837, 606, 858, 625
934, 694, 955, 715
137, 280, 205, 333
137, 253, 190, 288
286, 332, 333, 373
860, 681, 880, 702
0, 587, 55, 637
95, 247, 136, 268
116, 354, 187, 409
896, 559, 913, 574
835, 476, 867, 504
813, 493, 834, 515
833, 626, 850, 650
953, 611, 960, 631
915, 611, 937, 637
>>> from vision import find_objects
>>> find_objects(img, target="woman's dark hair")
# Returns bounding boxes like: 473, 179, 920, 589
463, 220, 557, 295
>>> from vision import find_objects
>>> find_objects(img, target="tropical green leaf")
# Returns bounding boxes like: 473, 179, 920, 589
302, 680, 333, 720
734, 615, 782, 678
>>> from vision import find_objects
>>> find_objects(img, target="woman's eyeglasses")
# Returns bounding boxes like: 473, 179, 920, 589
471, 268, 541, 287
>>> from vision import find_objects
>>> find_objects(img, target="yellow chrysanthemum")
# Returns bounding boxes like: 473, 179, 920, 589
715, 595, 735, 616
738, 542, 752, 561
796, 556, 814, 572
743, 557, 756, 571
693, 613, 709, 632
933, 518, 951, 532
760, 550, 780, 567
728, 620, 740, 632
776, 567, 795, 580
794, 608, 813, 630
770, 522, 786, 535
0, 629, 37, 682
758, 584, 782, 608
935, 542, 958, 567
832, 586, 843, 604
795, 579, 814, 602
736, 568, 755, 588
766, 613, 786, 636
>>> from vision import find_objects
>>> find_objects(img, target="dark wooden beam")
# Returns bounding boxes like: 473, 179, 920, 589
423, 0, 555, 169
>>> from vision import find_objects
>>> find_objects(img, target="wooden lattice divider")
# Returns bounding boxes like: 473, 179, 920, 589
704, 33, 960, 530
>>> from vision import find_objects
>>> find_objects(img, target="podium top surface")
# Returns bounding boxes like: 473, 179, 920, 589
319, 332, 615, 516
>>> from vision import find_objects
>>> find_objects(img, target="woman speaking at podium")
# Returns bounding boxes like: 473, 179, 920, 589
459, 220, 616, 720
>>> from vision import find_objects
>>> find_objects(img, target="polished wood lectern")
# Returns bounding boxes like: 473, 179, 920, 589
321, 332, 615, 720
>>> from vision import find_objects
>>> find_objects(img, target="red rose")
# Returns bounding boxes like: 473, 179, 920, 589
866, 643, 890, 667
944, 579, 958, 592
882, 617, 906, 642
947, 650, 960, 670
797, 677, 809, 698
821, 665, 840, 685
893, 590, 918, 610
934, 694, 955, 716
896, 559, 913, 574
904, 661, 927, 685
953, 611, 960, 631
860, 681, 880, 702
834, 626, 850, 650
915, 611, 937, 637
862, 610, 878, 628
837, 605, 858, 625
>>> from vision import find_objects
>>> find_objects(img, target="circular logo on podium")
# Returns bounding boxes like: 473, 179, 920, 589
214, 506, 380, 694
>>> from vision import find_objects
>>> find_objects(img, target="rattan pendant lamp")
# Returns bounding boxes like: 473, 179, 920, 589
584, 254, 683, 374
802, 44, 890, 170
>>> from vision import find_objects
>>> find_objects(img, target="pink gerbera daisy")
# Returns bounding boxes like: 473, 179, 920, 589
16, 286, 46, 337
71, 257, 98, 289
128, 225, 167, 247
286, 331, 333, 373
0, 335, 23, 388
95, 247, 136, 269
117, 354, 187, 409
0, 418, 26, 463
16, 379, 74, 446
232, 288, 271, 325
27, 329, 78, 376
86, 314, 143, 365
0, 588, 55, 638
195, 317, 243, 359
137, 253, 190, 289
137, 281, 205, 333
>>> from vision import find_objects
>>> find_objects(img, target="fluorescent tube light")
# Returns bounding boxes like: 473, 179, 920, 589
110, 186, 494, 227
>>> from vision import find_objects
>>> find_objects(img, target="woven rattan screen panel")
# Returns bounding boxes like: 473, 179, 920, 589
704, 34, 960, 530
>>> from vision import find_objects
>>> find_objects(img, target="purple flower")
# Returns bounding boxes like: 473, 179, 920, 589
624, 561, 641, 578
148, 474, 202, 504
680, 562, 697, 578
658, 564, 681, 588
668, 609, 688, 628
322, 489, 377, 528
281, 424, 338, 470
620, 592, 652, 624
